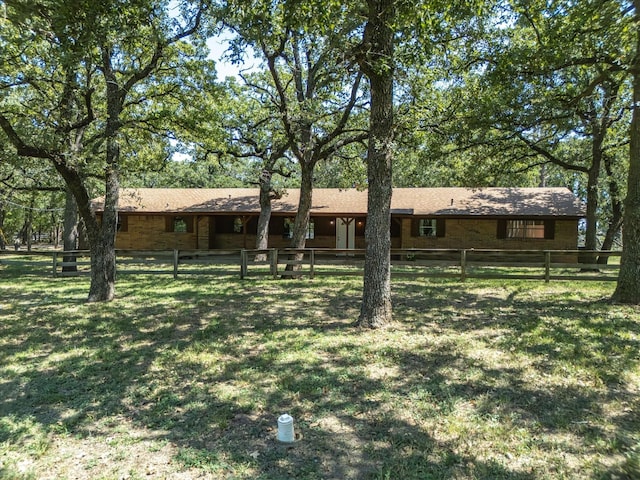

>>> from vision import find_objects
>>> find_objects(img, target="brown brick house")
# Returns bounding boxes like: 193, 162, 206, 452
91, 187, 585, 251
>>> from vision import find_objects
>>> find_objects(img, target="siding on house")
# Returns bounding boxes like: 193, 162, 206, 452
113, 215, 198, 250
111, 214, 580, 252
91, 187, 585, 251
400, 218, 578, 250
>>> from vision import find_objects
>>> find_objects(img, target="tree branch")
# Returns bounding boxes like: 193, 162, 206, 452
0, 114, 63, 162
516, 132, 589, 173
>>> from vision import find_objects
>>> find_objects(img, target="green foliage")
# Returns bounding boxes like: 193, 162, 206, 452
220, 0, 369, 166
0, 0, 221, 181
398, 0, 632, 253
123, 157, 248, 188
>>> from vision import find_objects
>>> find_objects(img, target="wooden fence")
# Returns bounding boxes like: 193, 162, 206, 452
2, 248, 612, 282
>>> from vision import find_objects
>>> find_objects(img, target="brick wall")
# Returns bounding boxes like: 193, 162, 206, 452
400, 218, 578, 250
115, 215, 198, 250
115, 214, 579, 251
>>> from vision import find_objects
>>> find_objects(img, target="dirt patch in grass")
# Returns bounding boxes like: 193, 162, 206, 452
0, 271, 638, 479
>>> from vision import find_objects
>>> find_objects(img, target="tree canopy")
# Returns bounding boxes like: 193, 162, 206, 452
2, 0, 639, 305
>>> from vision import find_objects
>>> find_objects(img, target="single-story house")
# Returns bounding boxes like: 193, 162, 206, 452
90, 187, 585, 251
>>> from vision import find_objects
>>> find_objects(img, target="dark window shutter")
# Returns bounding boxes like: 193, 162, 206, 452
436, 218, 446, 238
270, 216, 284, 235
411, 219, 420, 237
118, 214, 129, 232
186, 216, 195, 233
246, 216, 258, 234
497, 219, 507, 239
544, 220, 555, 239
165, 216, 173, 232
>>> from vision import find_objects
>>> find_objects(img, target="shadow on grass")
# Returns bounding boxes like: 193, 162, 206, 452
0, 274, 638, 479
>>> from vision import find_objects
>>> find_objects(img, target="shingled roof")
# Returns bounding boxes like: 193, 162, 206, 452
92, 187, 585, 218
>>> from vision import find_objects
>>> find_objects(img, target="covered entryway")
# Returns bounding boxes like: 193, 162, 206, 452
336, 218, 355, 250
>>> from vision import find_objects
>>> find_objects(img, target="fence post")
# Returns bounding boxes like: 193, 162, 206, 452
460, 250, 467, 282
240, 249, 246, 279
309, 249, 315, 279
173, 249, 179, 279
52, 251, 58, 278
544, 251, 551, 283
271, 249, 278, 279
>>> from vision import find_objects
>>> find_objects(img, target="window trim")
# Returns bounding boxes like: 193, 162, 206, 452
173, 217, 188, 233
284, 217, 315, 239
418, 218, 437, 237
498, 219, 554, 240
412, 217, 445, 238
166, 215, 194, 233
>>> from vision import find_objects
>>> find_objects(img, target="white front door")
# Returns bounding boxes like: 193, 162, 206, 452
336, 218, 355, 250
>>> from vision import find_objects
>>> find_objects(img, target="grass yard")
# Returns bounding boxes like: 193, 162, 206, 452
0, 258, 639, 479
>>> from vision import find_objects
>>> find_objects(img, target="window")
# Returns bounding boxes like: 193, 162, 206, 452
233, 217, 244, 233
166, 216, 193, 233
412, 218, 445, 238
419, 218, 437, 237
498, 219, 554, 239
507, 220, 545, 239
173, 217, 188, 233
284, 218, 315, 239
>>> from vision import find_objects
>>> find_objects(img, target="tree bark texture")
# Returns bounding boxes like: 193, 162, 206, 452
255, 175, 273, 262
584, 79, 619, 265
87, 164, 118, 302
62, 188, 79, 272
86, 64, 121, 302
52, 158, 117, 301
357, 0, 395, 328
0, 201, 6, 249
290, 162, 314, 250
25, 194, 34, 251
598, 155, 624, 263
584, 159, 601, 255
285, 161, 315, 275
613, 2, 640, 303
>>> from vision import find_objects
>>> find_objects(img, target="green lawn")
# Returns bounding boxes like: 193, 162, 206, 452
0, 258, 638, 479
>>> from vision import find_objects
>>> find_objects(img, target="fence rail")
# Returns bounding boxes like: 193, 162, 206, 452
0, 248, 622, 282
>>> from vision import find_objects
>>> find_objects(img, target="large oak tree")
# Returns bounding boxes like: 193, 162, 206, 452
0, 0, 212, 301
613, 0, 640, 304
356, 0, 395, 328
221, 1, 368, 266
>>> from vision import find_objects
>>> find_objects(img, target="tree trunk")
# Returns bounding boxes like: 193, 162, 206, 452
62, 188, 79, 272
255, 176, 273, 262
25, 194, 34, 252
0, 201, 6, 250
84, 47, 123, 302
285, 161, 315, 275
598, 204, 623, 263
357, 0, 395, 328
53, 157, 116, 302
598, 156, 624, 264
87, 168, 118, 302
613, 2, 640, 304
290, 162, 314, 250
582, 151, 602, 266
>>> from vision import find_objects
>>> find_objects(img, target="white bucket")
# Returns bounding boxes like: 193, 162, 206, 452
277, 414, 295, 443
